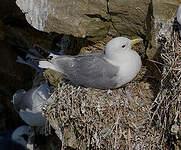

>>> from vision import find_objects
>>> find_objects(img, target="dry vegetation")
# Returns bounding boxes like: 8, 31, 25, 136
42, 18, 181, 150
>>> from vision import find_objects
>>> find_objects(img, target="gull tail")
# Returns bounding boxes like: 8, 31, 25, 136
39, 52, 73, 74
39, 61, 56, 70
38, 53, 61, 72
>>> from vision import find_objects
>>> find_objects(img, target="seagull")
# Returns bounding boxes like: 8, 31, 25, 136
177, 4, 181, 37
0, 125, 35, 150
11, 125, 35, 149
39, 37, 142, 89
12, 84, 52, 126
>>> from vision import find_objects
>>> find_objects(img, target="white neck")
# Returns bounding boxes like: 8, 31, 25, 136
105, 50, 132, 66
105, 50, 142, 87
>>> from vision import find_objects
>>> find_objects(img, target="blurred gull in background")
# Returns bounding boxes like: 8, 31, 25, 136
13, 84, 52, 126
0, 125, 35, 150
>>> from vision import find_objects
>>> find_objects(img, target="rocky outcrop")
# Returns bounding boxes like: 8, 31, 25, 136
109, 0, 150, 37
147, 0, 179, 59
0, 0, 50, 130
153, 0, 178, 22
0, 0, 181, 149
16, 0, 150, 40
15, 0, 181, 60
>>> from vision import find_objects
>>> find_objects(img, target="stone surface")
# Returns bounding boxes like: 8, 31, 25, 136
0, 39, 33, 95
16, 0, 150, 40
0, 0, 24, 20
15, 0, 181, 60
109, 0, 150, 37
16, 0, 110, 38
0, 0, 181, 149
147, 0, 179, 59
153, 0, 178, 22
0, 0, 51, 131
0, 29, 33, 130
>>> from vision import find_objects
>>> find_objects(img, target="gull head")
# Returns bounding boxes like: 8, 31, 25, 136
105, 37, 142, 59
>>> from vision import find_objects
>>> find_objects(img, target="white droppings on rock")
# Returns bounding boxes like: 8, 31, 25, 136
16, 0, 53, 31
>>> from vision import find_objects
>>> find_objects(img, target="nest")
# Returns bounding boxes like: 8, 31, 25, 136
150, 18, 181, 148
42, 18, 181, 150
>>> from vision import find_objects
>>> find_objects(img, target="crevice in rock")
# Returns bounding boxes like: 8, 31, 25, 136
108, 12, 129, 16
144, 0, 154, 51
106, 0, 110, 14
2, 16, 28, 28
106, 0, 120, 35
85, 14, 110, 22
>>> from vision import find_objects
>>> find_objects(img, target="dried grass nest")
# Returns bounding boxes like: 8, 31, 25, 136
42, 18, 181, 150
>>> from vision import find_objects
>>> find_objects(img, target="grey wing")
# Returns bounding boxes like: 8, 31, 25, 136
54, 51, 119, 89
17, 89, 36, 111
52, 51, 104, 73
19, 110, 45, 126
13, 84, 51, 112
22, 84, 51, 111
31, 84, 52, 108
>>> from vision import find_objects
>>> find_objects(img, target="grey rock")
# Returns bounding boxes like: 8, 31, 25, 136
147, 0, 179, 59
109, 0, 150, 37
16, 0, 150, 39
15, 0, 181, 60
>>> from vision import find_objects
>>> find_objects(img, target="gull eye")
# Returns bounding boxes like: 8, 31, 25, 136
122, 45, 126, 48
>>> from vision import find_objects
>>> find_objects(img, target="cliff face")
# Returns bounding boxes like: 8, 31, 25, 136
15, 0, 180, 59
0, 0, 180, 149
16, 0, 150, 39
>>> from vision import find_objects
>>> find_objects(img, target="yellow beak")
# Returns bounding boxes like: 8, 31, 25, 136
131, 38, 143, 46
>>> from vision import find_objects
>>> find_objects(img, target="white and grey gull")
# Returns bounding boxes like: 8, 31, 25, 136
0, 125, 35, 150
12, 83, 52, 126
39, 37, 142, 89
